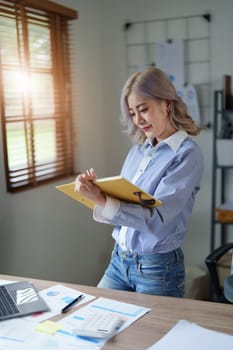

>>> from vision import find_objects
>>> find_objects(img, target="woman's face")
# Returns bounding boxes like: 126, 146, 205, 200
128, 93, 176, 143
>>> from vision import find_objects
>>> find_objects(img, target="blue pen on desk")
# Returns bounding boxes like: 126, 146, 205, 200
61, 294, 84, 313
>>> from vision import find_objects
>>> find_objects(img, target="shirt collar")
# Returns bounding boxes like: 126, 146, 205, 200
163, 130, 188, 152
142, 130, 188, 152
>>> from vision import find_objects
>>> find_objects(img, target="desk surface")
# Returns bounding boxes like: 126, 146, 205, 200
1, 274, 233, 350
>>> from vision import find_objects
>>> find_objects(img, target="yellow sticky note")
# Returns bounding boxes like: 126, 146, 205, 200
35, 320, 64, 335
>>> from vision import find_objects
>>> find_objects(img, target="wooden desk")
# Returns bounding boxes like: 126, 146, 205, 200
1, 274, 233, 350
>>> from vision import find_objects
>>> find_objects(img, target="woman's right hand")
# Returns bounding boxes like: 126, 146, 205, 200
74, 168, 107, 207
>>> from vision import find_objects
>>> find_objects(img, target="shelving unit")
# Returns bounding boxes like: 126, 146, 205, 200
211, 90, 233, 251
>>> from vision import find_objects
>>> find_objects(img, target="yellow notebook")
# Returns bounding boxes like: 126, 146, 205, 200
56, 175, 162, 209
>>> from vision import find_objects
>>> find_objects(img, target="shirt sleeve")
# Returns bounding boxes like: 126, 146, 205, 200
93, 196, 120, 222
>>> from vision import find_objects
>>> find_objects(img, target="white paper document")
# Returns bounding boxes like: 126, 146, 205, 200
34, 283, 95, 322
147, 320, 233, 350
59, 297, 151, 349
155, 40, 185, 87
0, 317, 97, 350
176, 84, 201, 124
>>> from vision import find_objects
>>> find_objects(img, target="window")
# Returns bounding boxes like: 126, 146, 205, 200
0, 0, 78, 192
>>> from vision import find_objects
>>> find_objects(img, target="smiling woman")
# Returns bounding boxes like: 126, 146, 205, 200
74, 67, 204, 297
0, 0, 78, 192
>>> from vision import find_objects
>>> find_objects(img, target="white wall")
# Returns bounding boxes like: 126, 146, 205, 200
95, 0, 233, 266
1, 0, 233, 286
0, 0, 114, 285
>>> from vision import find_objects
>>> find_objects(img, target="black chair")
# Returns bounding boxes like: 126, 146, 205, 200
205, 243, 233, 303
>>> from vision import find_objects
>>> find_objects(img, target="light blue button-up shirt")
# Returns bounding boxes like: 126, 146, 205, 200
93, 130, 203, 254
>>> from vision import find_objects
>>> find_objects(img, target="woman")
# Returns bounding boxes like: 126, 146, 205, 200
75, 67, 203, 297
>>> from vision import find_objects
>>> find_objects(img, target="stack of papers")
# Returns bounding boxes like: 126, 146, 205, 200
0, 282, 95, 350
0, 281, 150, 350
147, 320, 233, 350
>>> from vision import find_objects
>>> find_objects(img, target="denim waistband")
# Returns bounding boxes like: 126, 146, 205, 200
114, 244, 183, 264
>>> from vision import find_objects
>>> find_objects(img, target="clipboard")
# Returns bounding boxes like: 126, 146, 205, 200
56, 175, 162, 209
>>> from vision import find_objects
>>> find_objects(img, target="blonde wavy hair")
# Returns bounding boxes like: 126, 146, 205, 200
120, 67, 202, 144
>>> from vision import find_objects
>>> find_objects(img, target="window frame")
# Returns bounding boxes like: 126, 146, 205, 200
0, 0, 78, 192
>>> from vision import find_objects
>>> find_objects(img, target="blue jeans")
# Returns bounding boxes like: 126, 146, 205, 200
97, 244, 185, 297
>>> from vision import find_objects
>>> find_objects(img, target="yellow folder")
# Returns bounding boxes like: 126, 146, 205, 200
56, 175, 162, 209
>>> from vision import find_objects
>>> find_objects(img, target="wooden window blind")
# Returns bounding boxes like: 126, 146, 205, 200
0, 0, 78, 192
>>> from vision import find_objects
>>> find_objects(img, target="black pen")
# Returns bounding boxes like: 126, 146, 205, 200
61, 294, 84, 313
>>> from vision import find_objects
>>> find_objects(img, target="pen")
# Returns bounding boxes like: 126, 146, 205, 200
61, 294, 84, 313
